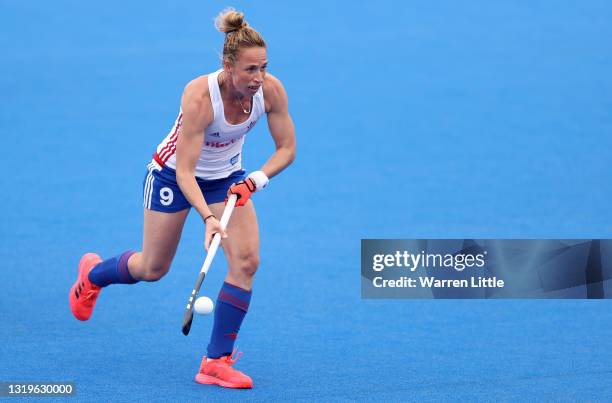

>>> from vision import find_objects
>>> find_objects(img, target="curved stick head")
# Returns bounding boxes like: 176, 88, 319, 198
182, 310, 194, 336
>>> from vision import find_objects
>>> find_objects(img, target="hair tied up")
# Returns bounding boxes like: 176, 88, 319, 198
215, 7, 248, 34
214, 7, 266, 64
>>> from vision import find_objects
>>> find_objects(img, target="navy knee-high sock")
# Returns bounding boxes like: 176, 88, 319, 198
207, 282, 252, 358
88, 251, 138, 287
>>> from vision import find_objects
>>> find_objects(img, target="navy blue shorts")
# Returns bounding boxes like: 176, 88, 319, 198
142, 162, 246, 213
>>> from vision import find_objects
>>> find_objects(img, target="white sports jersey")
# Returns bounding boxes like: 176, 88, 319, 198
152, 69, 265, 179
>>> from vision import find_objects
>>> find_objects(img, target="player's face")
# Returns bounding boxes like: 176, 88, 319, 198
227, 47, 267, 96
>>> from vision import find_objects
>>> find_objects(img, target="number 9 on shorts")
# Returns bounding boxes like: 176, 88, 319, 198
160, 187, 174, 206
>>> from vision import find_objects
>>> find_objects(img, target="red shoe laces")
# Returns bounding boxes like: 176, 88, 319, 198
224, 349, 243, 365
83, 284, 99, 302
84, 290, 97, 300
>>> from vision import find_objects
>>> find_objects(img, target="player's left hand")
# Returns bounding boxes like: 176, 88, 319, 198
227, 178, 257, 207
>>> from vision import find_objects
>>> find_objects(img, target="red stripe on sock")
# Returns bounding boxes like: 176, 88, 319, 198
219, 290, 249, 312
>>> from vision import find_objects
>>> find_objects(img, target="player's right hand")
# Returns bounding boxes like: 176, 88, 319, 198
204, 216, 228, 251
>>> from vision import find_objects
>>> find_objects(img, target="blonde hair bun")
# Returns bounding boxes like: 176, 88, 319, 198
214, 7, 266, 64
215, 8, 248, 34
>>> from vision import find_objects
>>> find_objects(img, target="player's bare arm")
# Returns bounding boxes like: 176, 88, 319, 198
262, 74, 296, 178
226, 74, 296, 207
176, 78, 227, 248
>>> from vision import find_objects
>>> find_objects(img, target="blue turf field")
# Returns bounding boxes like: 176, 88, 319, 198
2, 1, 612, 401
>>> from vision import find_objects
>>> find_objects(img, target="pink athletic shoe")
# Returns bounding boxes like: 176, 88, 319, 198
195, 352, 253, 389
69, 253, 102, 321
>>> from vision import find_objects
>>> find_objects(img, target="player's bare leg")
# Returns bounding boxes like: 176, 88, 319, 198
69, 208, 189, 321
195, 200, 259, 389
213, 199, 260, 290
128, 208, 190, 281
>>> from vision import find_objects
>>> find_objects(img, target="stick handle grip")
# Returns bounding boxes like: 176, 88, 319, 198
200, 194, 237, 275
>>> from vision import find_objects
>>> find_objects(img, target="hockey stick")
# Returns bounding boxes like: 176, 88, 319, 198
182, 194, 238, 336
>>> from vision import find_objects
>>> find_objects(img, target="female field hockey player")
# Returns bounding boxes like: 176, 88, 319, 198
69, 8, 296, 389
